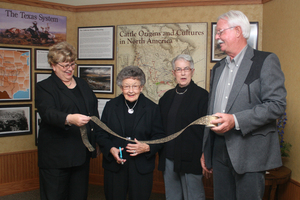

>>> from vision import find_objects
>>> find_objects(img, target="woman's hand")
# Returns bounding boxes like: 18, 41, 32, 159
126, 138, 150, 156
66, 114, 91, 127
201, 153, 213, 179
110, 147, 126, 164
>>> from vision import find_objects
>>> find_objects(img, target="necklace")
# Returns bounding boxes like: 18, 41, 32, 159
176, 88, 188, 95
125, 99, 138, 114
64, 79, 72, 87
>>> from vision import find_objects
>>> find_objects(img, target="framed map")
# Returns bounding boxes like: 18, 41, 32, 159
117, 23, 207, 103
0, 47, 32, 101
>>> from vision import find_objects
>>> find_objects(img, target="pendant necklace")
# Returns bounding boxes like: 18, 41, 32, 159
125, 99, 138, 114
176, 88, 188, 95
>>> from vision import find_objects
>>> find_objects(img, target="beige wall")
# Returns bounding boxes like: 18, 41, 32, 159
263, 0, 300, 181
75, 5, 263, 87
0, 2, 263, 155
3, 0, 298, 184
0, 2, 76, 153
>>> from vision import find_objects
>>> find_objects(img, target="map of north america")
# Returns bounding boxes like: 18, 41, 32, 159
117, 23, 207, 103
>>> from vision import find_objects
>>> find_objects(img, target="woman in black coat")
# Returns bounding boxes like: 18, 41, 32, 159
35, 42, 100, 200
158, 54, 208, 200
97, 66, 165, 200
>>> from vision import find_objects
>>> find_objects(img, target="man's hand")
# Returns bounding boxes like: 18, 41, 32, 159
210, 113, 235, 134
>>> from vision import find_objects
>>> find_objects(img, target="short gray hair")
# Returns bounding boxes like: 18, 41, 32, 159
218, 10, 251, 39
116, 66, 146, 87
171, 54, 194, 70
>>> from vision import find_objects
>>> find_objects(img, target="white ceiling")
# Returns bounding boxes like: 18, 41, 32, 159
39, 0, 161, 6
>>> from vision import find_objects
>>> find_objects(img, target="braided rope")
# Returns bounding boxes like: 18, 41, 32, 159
80, 115, 217, 152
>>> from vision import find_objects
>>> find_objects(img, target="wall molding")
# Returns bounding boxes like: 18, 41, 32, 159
0, 0, 272, 12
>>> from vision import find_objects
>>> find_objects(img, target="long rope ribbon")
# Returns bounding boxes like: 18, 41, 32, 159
80, 115, 217, 152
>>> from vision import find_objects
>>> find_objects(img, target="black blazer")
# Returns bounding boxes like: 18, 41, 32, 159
97, 93, 165, 174
35, 72, 100, 169
158, 80, 208, 174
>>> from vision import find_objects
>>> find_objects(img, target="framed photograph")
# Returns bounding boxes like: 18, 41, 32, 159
35, 110, 41, 145
247, 22, 259, 50
35, 72, 51, 99
35, 49, 51, 70
0, 47, 32, 101
97, 98, 111, 118
35, 72, 51, 84
0, 104, 32, 137
211, 22, 259, 62
77, 26, 114, 60
78, 65, 114, 94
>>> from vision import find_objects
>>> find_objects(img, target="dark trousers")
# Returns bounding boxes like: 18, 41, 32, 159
39, 157, 90, 200
213, 135, 265, 200
104, 158, 153, 200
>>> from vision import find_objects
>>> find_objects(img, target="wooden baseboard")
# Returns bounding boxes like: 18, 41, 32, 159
89, 173, 103, 186
0, 178, 39, 197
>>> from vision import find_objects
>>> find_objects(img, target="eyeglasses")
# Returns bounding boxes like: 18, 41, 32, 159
122, 85, 141, 91
57, 62, 77, 69
174, 67, 192, 73
216, 26, 236, 36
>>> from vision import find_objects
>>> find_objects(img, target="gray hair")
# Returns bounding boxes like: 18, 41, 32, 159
171, 54, 194, 70
218, 10, 251, 39
116, 66, 146, 87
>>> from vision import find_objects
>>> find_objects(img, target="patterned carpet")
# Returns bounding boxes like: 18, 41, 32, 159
0, 185, 166, 200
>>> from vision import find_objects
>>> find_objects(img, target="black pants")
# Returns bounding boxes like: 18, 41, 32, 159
39, 157, 90, 200
213, 135, 265, 200
104, 158, 153, 200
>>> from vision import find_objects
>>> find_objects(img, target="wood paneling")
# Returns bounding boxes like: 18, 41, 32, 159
0, 150, 39, 196
0, 0, 272, 12
203, 175, 214, 199
1, 150, 299, 199
89, 153, 104, 186
278, 179, 300, 200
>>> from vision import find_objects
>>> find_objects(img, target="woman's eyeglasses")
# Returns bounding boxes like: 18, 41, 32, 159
57, 62, 77, 69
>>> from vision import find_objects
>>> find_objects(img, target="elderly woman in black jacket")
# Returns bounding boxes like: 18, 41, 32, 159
158, 54, 208, 200
97, 66, 165, 200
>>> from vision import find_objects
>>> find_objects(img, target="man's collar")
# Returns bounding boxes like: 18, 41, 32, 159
225, 45, 248, 67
